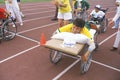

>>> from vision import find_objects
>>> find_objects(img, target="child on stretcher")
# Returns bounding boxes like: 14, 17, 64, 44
52, 18, 96, 61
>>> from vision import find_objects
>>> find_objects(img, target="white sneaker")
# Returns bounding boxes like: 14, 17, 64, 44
12, 24, 15, 27
20, 23, 23, 26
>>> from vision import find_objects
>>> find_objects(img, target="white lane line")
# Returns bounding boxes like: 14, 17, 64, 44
0, 45, 40, 64
99, 32, 117, 45
52, 58, 81, 80
16, 34, 39, 44
18, 22, 57, 34
22, 7, 55, 12
91, 60, 120, 72
23, 15, 53, 22
25, 10, 55, 16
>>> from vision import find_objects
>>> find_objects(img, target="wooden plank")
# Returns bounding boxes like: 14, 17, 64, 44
44, 39, 84, 56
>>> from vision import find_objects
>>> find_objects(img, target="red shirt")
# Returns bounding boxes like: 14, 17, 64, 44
0, 8, 6, 19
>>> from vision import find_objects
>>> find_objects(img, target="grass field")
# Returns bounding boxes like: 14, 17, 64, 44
0, 0, 49, 4
21, 0, 49, 2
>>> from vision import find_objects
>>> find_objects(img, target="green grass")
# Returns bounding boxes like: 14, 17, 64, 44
21, 0, 50, 2
0, 0, 50, 4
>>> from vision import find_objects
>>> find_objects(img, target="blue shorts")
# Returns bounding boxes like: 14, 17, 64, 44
17, 0, 20, 2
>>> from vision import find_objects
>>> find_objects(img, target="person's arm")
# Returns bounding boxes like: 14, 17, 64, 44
84, 1, 90, 10
109, 8, 120, 26
74, 1, 77, 9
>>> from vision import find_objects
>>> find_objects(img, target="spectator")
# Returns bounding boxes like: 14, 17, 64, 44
73, 0, 90, 21
17, 0, 25, 18
55, 0, 72, 27
112, 0, 120, 29
4, 0, 23, 26
109, 1, 120, 51
51, 0, 58, 21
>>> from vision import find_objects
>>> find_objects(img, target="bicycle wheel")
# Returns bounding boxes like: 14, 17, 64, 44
49, 49, 62, 64
81, 53, 92, 74
2, 19, 17, 40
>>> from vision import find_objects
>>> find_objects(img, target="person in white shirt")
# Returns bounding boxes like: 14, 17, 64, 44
109, 1, 120, 52
89, 5, 105, 23
4, 0, 23, 26
112, 0, 120, 29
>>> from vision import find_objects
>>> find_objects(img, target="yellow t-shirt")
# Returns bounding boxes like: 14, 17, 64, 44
58, 23, 92, 39
57, 0, 72, 13
72, 0, 76, 6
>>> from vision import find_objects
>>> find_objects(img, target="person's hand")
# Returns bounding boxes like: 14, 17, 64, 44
77, 8, 82, 12
108, 19, 114, 27
51, 0, 59, 6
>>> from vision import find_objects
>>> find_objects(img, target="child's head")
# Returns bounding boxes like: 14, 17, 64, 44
115, 0, 120, 6
94, 5, 101, 12
72, 18, 85, 33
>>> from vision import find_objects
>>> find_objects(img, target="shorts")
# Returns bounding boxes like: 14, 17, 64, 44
57, 12, 72, 20
17, 0, 21, 2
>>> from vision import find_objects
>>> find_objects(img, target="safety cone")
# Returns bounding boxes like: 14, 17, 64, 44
40, 33, 46, 46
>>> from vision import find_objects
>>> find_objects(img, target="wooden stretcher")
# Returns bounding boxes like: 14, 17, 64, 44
45, 39, 84, 56
45, 39, 92, 74
44, 23, 99, 74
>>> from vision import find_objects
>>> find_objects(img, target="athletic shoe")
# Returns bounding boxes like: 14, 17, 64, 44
12, 24, 15, 27
51, 18, 58, 21
20, 23, 23, 26
110, 47, 118, 51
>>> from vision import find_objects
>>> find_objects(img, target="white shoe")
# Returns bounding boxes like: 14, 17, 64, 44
12, 24, 15, 27
20, 23, 23, 26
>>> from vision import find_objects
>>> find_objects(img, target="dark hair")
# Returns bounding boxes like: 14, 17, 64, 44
73, 18, 85, 28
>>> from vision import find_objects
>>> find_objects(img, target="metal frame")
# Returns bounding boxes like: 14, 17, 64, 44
0, 17, 17, 42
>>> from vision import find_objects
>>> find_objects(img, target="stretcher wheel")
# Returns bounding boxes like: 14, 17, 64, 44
49, 49, 62, 64
81, 53, 92, 74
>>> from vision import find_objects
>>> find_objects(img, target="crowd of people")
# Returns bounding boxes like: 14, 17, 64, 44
0, 0, 120, 56
51, 0, 120, 56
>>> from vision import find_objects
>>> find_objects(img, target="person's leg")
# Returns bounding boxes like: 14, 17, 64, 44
57, 12, 64, 27
113, 30, 120, 48
54, 6, 58, 19
17, 0, 24, 18
58, 19, 63, 27
12, 6, 23, 26
51, 6, 58, 21
112, 17, 120, 29
63, 12, 72, 26
110, 30, 120, 51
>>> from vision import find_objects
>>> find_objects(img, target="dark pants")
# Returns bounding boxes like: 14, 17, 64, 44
54, 6, 58, 18
17, 0, 20, 2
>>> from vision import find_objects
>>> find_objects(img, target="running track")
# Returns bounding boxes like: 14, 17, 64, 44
0, 0, 120, 80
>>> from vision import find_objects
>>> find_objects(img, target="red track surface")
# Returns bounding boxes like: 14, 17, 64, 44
0, 0, 120, 80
